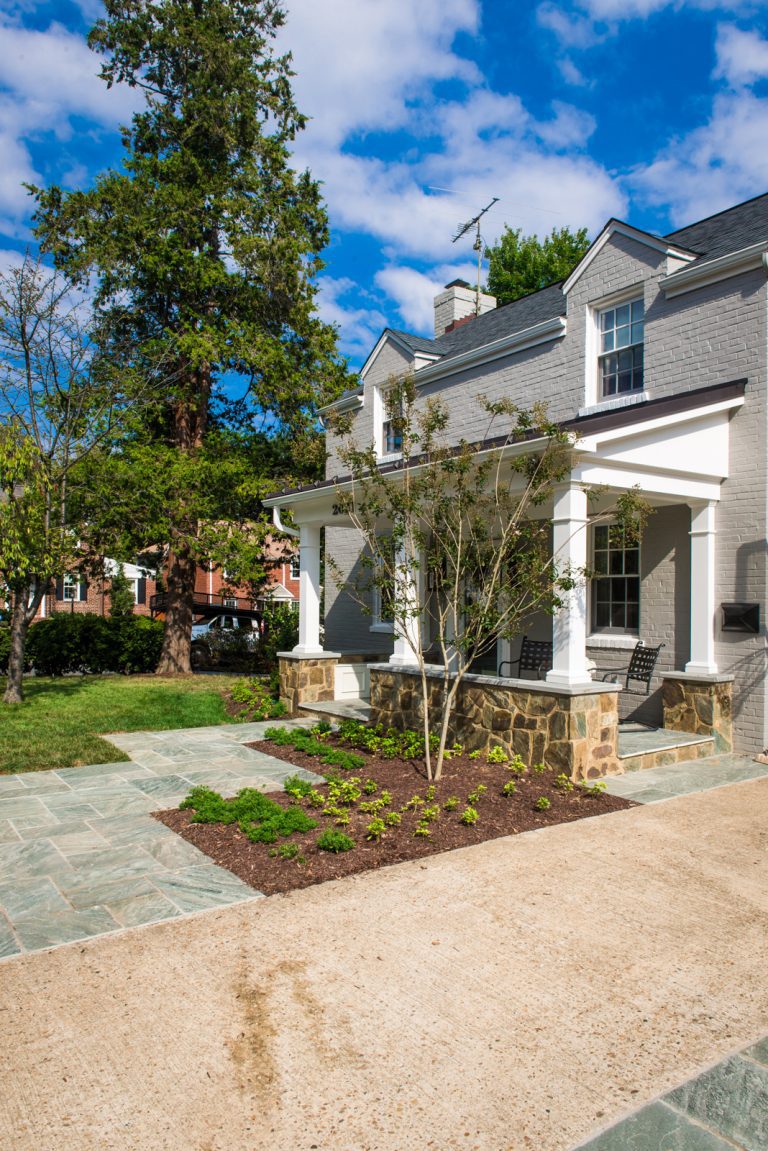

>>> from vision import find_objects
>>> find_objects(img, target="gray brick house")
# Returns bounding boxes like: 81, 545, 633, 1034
266, 192, 768, 769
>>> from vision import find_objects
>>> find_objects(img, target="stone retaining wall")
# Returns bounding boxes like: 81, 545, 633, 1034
369, 665, 620, 781
662, 674, 733, 753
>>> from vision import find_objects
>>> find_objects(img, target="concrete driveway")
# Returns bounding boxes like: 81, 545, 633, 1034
1, 776, 767, 1151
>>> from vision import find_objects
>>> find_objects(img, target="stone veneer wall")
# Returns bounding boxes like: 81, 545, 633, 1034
369, 665, 620, 781
278, 653, 340, 716
662, 674, 734, 753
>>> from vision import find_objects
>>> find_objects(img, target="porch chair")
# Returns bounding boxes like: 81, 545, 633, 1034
498, 635, 553, 680
597, 641, 665, 696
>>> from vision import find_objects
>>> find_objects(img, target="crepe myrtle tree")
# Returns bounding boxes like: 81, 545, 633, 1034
329, 376, 648, 780
0, 257, 152, 705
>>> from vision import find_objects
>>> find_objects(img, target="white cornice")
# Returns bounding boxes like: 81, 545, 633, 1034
563, 220, 697, 295
317, 391, 363, 420
413, 315, 567, 386
659, 239, 768, 298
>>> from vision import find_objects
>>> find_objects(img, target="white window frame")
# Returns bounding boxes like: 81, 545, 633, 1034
373, 383, 403, 462
289, 555, 300, 580
370, 553, 395, 633
588, 522, 640, 639
62, 574, 78, 602
584, 286, 648, 411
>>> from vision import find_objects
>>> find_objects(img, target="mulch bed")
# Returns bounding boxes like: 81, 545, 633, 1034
155, 738, 636, 896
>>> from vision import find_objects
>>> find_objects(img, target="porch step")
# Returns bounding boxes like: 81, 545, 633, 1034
617, 723, 715, 773
298, 699, 372, 725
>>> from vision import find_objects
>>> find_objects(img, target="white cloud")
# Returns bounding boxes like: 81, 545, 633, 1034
316, 276, 388, 360
375, 262, 476, 332
715, 23, 768, 87
631, 90, 768, 223
537, 2, 603, 48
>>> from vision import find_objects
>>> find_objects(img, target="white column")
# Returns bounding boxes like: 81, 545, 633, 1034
546, 482, 592, 687
293, 523, 324, 655
686, 500, 718, 675
389, 543, 421, 666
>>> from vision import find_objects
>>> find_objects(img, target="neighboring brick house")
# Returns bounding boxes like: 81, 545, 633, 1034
32, 549, 300, 621
265, 191, 768, 768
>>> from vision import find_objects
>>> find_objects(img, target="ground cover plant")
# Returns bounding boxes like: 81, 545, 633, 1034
0, 674, 243, 774
157, 721, 633, 895
226, 677, 287, 723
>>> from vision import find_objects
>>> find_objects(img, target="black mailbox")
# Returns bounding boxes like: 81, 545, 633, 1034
721, 603, 760, 634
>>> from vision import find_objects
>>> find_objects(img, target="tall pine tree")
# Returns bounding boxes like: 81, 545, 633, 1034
31, 0, 348, 673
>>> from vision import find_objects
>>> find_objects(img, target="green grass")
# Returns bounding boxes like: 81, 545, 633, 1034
0, 674, 244, 774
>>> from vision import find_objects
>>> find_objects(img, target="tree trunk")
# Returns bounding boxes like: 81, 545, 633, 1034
3, 590, 32, 704
156, 538, 197, 675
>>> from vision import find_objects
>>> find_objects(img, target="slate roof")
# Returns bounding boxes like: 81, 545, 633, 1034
665, 190, 768, 265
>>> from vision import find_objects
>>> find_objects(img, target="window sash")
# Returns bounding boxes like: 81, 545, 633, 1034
599, 297, 644, 397
591, 525, 640, 634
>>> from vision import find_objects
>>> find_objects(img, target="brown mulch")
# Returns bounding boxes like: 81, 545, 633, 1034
155, 739, 636, 897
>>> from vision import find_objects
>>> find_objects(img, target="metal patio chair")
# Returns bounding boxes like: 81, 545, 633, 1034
498, 635, 553, 680
597, 641, 665, 696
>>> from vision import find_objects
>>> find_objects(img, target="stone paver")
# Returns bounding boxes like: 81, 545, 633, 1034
601, 751, 768, 803
573, 1035, 768, 1150
0, 719, 320, 956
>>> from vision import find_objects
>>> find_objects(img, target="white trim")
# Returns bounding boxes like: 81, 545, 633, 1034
563, 221, 696, 295
578, 391, 650, 419
659, 240, 768, 299
586, 634, 638, 650
584, 291, 644, 408
359, 330, 418, 380
413, 315, 567, 386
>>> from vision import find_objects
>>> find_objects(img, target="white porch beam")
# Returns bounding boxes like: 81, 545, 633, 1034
389, 543, 421, 667
686, 500, 719, 675
293, 523, 324, 655
547, 483, 592, 687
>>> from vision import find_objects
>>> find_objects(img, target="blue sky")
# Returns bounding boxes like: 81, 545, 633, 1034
1, 0, 768, 368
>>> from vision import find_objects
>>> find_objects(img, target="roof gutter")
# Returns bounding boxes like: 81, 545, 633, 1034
413, 315, 567, 386
659, 239, 768, 298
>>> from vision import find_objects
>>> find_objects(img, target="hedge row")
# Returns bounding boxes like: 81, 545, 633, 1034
0, 614, 164, 677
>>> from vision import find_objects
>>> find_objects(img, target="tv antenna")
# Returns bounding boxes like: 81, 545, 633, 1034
452, 196, 499, 314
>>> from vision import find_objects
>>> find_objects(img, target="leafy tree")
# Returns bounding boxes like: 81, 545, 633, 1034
330, 377, 648, 780
30, 0, 349, 675
485, 225, 590, 305
0, 257, 148, 704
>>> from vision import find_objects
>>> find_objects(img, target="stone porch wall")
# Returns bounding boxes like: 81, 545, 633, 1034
278, 652, 341, 716
369, 664, 620, 781
662, 673, 734, 753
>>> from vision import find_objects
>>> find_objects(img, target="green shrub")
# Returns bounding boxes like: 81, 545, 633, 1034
255, 602, 299, 671
229, 676, 287, 722
316, 829, 355, 853
459, 805, 479, 825
535, 796, 551, 811
283, 774, 315, 800
180, 785, 318, 844
24, 614, 164, 676
263, 725, 364, 771
335, 719, 432, 760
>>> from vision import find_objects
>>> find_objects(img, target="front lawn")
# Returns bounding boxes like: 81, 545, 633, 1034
0, 675, 244, 774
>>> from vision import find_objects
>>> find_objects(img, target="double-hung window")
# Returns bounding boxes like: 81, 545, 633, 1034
599, 298, 644, 397
591, 525, 639, 633
62, 574, 78, 601
290, 555, 301, 580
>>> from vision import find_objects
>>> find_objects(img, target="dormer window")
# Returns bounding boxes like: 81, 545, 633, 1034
599, 298, 644, 397
375, 385, 403, 459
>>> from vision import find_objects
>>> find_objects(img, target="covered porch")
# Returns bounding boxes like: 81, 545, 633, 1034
265, 382, 743, 779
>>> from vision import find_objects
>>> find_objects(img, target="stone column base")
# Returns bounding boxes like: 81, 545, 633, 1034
662, 672, 734, 753
369, 665, 620, 781
277, 651, 341, 716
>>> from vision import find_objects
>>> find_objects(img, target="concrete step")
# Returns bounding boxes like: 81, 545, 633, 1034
298, 699, 372, 725
617, 723, 715, 773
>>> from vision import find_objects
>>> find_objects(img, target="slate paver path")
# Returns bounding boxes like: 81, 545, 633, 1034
572, 1036, 768, 1150
600, 752, 768, 804
0, 720, 321, 958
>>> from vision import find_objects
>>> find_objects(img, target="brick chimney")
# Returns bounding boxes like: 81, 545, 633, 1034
434, 279, 496, 339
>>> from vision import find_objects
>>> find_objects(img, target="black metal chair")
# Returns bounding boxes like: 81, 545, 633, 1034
498, 636, 553, 680
597, 641, 665, 695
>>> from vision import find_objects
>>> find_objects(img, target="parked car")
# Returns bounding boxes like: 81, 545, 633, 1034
190, 614, 259, 669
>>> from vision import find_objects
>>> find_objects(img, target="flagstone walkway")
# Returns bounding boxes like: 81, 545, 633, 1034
0, 720, 320, 958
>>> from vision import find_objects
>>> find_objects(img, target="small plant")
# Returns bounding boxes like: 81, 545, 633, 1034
180, 785, 317, 845
403, 794, 424, 810
554, 773, 574, 792
306, 790, 325, 808
268, 842, 304, 862
327, 777, 362, 806
502, 780, 517, 797
532, 762, 548, 774
425, 785, 437, 801
310, 721, 332, 737
508, 754, 527, 776
359, 798, 388, 814
420, 804, 440, 823
334, 812, 351, 827
467, 784, 487, 805
384, 811, 402, 827
487, 746, 509, 764
322, 804, 345, 819
443, 743, 464, 760
468, 749, 482, 760
365, 817, 387, 842
535, 796, 551, 811
414, 822, 432, 838
580, 780, 607, 797
443, 795, 459, 811
283, 775, 314, 800
460, 805, 479, 826
362, 778, 378, 794
317, 829, 355, 853
229, 678, 287, 722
